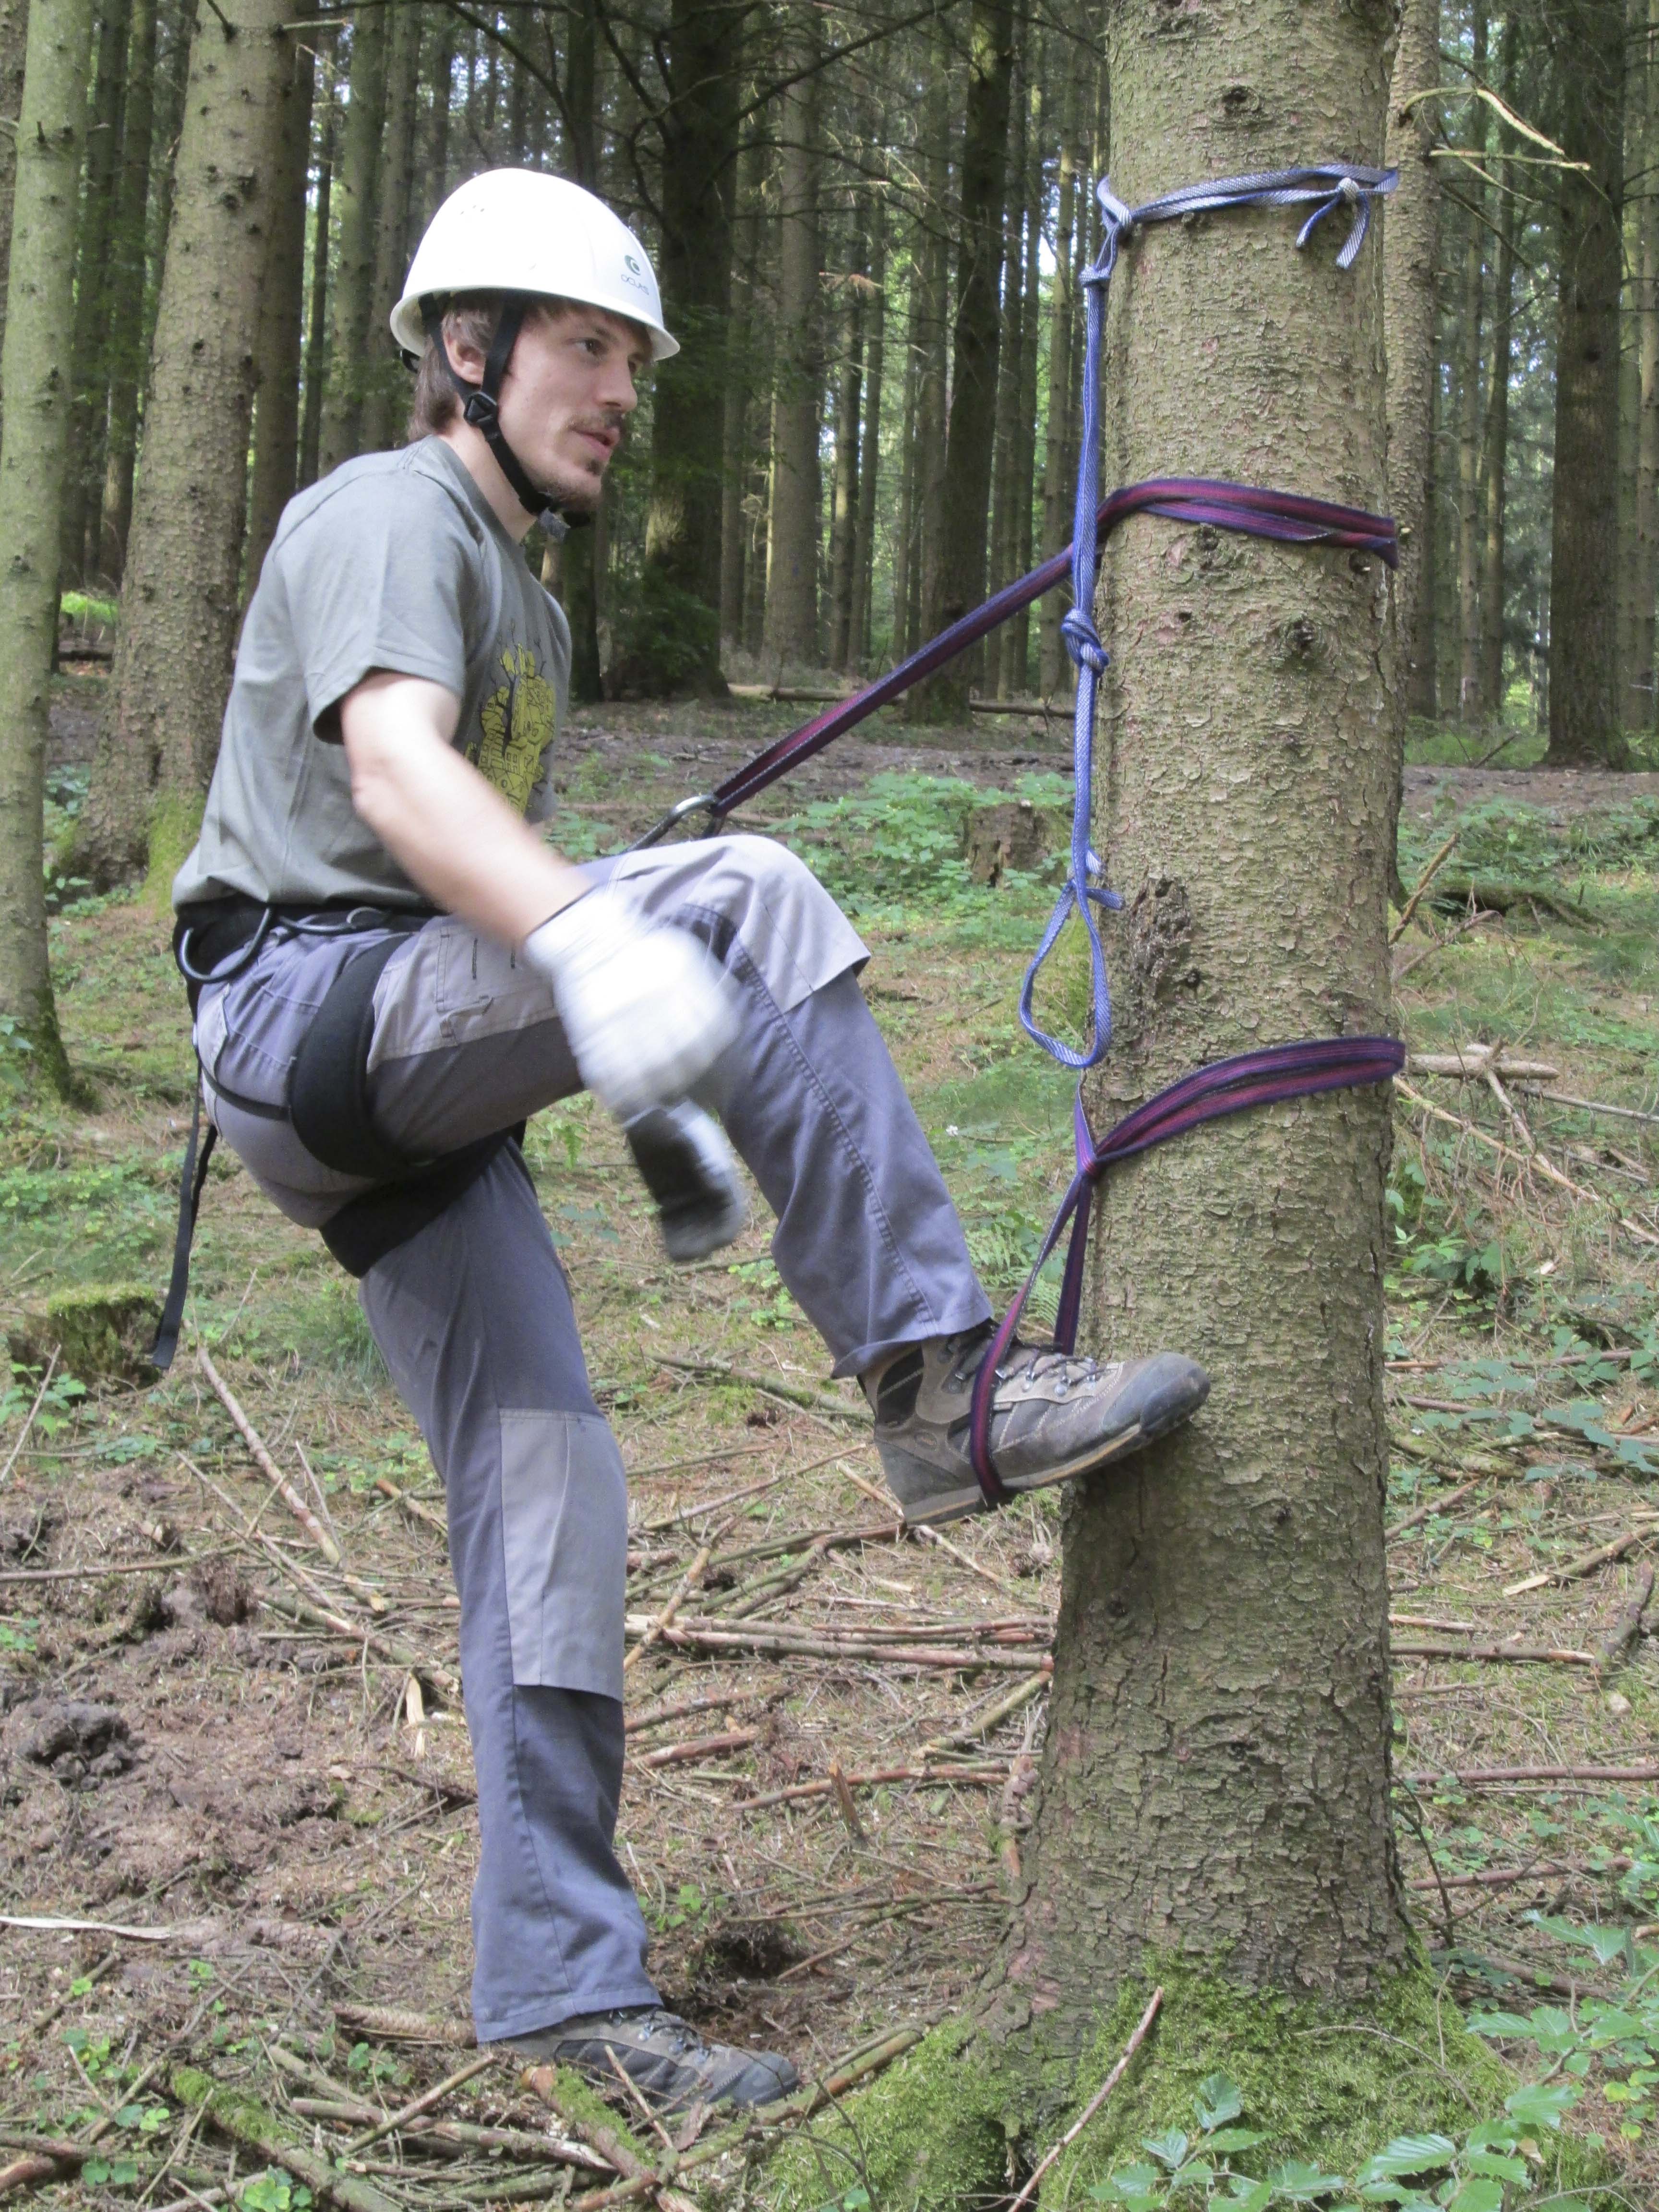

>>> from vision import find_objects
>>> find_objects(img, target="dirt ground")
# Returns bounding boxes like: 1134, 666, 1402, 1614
3, 690, 1659, 2206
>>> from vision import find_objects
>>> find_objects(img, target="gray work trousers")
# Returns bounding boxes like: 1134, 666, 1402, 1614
192, 835, 989, 2040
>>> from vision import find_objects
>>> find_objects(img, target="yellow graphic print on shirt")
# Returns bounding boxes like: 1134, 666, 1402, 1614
470, 642, 555, 815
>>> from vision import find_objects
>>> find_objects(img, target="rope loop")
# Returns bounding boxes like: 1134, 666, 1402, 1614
1060, 606, 1108, 675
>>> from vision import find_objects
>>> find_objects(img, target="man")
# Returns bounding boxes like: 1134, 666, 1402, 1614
171, 170, 1210, 2104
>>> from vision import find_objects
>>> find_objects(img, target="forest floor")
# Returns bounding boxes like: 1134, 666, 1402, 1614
3, 686, 1659, 2209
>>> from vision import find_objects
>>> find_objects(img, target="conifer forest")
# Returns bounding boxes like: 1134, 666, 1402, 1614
7, 0, 1659, 2206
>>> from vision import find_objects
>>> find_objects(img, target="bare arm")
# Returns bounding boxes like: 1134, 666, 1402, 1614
338, 671, 589, 946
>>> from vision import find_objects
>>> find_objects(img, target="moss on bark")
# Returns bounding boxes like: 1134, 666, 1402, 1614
762, 1960, 1616, 2211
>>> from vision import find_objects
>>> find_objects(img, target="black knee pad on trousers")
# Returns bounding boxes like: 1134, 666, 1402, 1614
289, 934, 523, 1279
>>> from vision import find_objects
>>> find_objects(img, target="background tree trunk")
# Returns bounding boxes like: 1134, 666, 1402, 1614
850, 192, 884, 671
1383, 0, 1441, 743
761, 17, 822, 670
0, 0, 94, 1094
62, 0, 131, 584
360, 0, 418, 454
1039, 67, 1080, 700
76, 0, 297, 890
244, 7, 315, 591
827, 227, 865, 673
1632, 0, 1659, 734
299, 71, 333, 490
1479, 148, 1515, 724
0, 0, 31, 434
915, 0, 1013, 717
981, 0, 1409, 2051
316, 1, 385, 474
1545, 0, 1629, 767
1454, 5, 1486, 723
96, 0, 156, 577
623, 0, 741, 694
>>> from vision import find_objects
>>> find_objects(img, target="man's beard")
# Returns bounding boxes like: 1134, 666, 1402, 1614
535, 422, 618, 517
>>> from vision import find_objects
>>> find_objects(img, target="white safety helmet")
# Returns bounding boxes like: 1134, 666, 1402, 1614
392, 169, 678, 362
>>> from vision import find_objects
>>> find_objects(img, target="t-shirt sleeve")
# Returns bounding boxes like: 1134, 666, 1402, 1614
274, 472, 481, 739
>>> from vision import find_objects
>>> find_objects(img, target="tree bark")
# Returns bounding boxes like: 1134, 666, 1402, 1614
983, 0, 1408, 2039
0, 0, 94, 1093
761, 14, 821, 670
76, 0, 297, 889
1545, 0, 1629, 767
316, 0, 385, 474
96, 0, 156, 576
1039, 65, 1081, 700
890, 246, 920, 663
915, 0, 1014, 718
244, 6, 314, 591
62, 0, 132, 585
827, 232, 865, 673
1382, 0, 1440, 735
1454, 5, 1485, 723
986, 43, 1025, 700
718, 135, 762, 649
1006, 76, 1041, 699
850, 192, 884, 672
914, 48, 950, 673
141, 0, 197, 376
1632, 0, 1659, 733
0, 0, 31, 434
556, 0, 601, 702
616, 0, 741, 694
1479, 191, 1514, 724
361, 0, 418, 454
299, 71, 332, 489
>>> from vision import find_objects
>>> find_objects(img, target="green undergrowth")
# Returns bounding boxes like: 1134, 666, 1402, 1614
761, 1959, 1617, 2212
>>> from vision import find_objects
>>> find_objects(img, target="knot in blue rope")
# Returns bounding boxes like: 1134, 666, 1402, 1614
1060, 605, 1108, 676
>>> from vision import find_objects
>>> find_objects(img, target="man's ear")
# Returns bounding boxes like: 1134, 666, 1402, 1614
443, 316, 486, 388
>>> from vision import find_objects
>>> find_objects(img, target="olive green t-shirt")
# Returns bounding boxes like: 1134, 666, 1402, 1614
173, 437, 570, 912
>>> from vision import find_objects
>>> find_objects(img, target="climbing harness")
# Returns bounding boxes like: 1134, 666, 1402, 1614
640, 162, 1407, 1504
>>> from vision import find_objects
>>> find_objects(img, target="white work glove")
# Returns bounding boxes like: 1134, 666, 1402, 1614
522, 890, 740, 1122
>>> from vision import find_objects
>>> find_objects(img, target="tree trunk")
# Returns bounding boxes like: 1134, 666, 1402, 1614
614, 0, 740, 695
1633, 0, 1659, 733
1383, 0, 1440, 735
96, 0, 156, 577
718, 139, 762, 649
890, 249, 920, 663
299, 73, 332, 489
761, 16, 821, 670
244, 8, 314, 592
316, 0, 385, 474
1479, 193, 1514, 724
556, 0, 601, 703
62, 0, 131, 585
986, 45, 1025, 700
850, 193, 884, 672
141, 0, 197, 376
422, 3, 453, 217
914, 50, 950, 673
1006, 79, 1041, 699
361, 0, 418, 454
827, 234, 865, 673
1454, 5, 1485, 723
990, 0, 1408, 2039
1039, 66, 1080, 699
76, 0, 296, 890
0, 0, 31, 434
1546, 0, 1629, 767
915, 0, 1014, 718
0, 0, 94, 1094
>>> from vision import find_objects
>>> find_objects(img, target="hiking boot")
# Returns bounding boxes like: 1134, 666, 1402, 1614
862, 1326, 1210, 1527
508, 2004, 798, 2111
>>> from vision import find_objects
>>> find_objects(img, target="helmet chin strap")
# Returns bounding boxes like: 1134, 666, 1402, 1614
421, 293, 586, 538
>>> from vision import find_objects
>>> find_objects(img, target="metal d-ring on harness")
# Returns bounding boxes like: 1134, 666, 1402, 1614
638, 162, 1407, 1506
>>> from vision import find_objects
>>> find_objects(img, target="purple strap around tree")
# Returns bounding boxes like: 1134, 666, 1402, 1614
672, 480, 1397, 827
966, 1036, 1406, 1505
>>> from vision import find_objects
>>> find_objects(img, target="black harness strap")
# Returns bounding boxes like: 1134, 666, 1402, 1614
150, 1081, 217, 1373
420, 293, 567, 533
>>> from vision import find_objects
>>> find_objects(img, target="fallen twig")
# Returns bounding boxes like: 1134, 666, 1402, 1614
625, 1537, 718, 1672
741, 1759, 1009, 1812
1390, 834, 1462, 943
1007, 1986, 1164, 2212
519, 2072, 696, 2212
197, 1345, 342, 1564
0, 1912, 177, 1940
373, 1478, 447, 1537
170, 2066, 399, 2212
918, 1665, 1050, 1757
1386, 1478, 1486, 1541
633, 1728, 759, 1771
1409, 1855, 1633, 1893
622, 1617, 1048, 1670
1395, 1078, 1601, 1204
623, 1687, 771, 1738
1515, 1085, 1659, 1130
1389, 1638, 1598, 1666
1599, 1563, 1657, 1671
1407, 1047, 1559, 1080
633, 1470, 787, 1535
260, 1586, 459, 1699
333, 2004, 476, 2046
1403, 1763, 1659, 1789
341, 2049, 497, 2154
1504, 1522, 1659, 1596
657, 1355, 872, 1427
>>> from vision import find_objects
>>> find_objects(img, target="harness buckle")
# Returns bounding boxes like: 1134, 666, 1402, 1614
631, 791, 722, 852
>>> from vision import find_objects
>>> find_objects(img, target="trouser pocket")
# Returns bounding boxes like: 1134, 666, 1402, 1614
498, 1410, 628, 1702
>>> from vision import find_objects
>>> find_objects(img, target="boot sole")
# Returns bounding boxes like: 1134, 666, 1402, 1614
881, 1365, 1209, 1528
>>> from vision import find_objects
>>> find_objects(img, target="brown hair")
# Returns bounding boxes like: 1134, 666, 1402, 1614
406, 292, 573, 440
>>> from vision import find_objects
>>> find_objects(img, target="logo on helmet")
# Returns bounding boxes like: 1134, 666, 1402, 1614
620, 252, 649, 292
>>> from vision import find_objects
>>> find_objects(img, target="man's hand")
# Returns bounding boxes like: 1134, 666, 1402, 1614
339, 672, 590, 945
521, 893, 738, 1121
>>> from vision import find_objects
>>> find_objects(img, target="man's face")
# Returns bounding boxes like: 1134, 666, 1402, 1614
453, 302, 649, 516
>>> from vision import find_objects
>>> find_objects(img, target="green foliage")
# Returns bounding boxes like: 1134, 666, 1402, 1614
60, 590, 119, 631
726, 1257, 802, 1331
1087, 2071, 1587, 2211
238, 2173, 313, 2212
643, 1879, 728, 1935
773, 770, 1071, 920
0, 1358, 87, 1432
